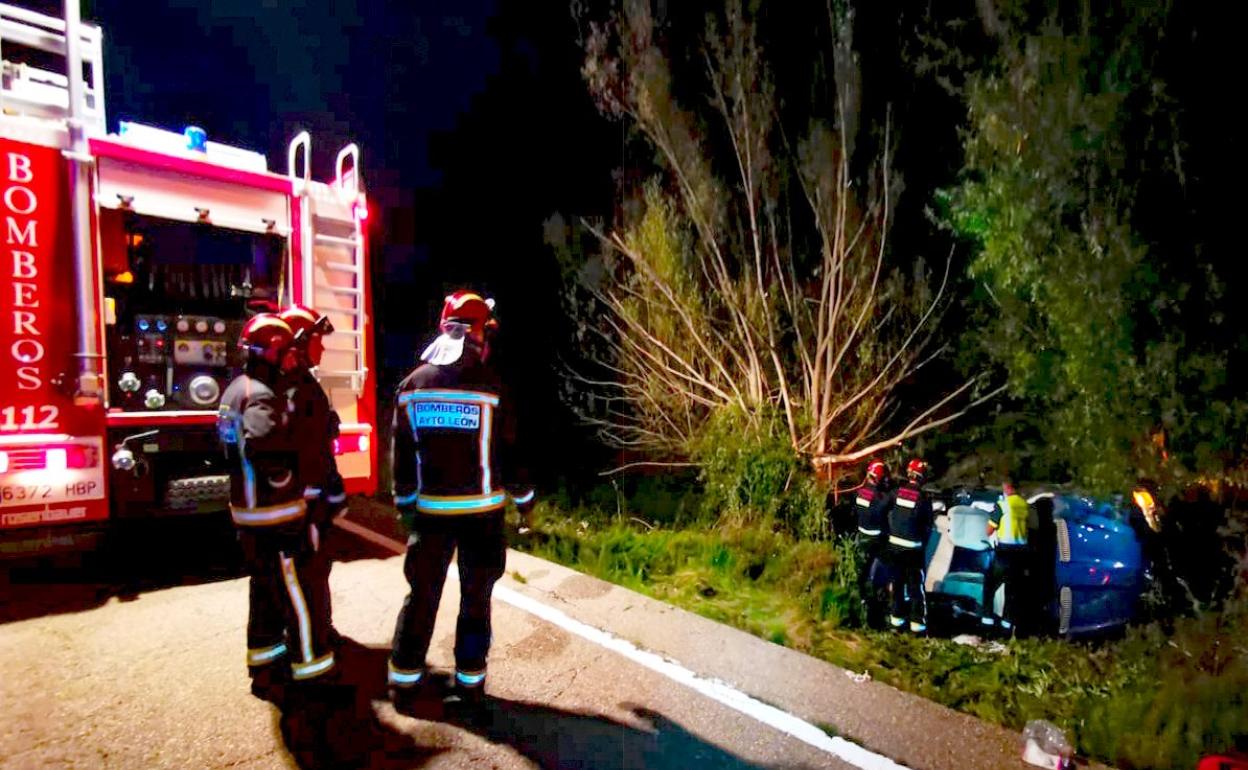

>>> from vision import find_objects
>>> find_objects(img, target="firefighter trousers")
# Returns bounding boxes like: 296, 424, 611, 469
239, 526, 336, 681
303, 498, 339, 635
390, 511, 506, 688
884, 545, 927, 629
855, 532, 890, 627
303, 533, 334, 637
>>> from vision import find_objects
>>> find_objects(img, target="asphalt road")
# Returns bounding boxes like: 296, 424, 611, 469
0, 502, 1066, 770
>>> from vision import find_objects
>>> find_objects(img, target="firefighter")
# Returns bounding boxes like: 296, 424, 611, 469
984, 480, 1030, 633
854, 460, 893, 628
388, 290, 535, 716
218, 314, 336, 697
279, 304, 345, 643
884, 458, 935, 633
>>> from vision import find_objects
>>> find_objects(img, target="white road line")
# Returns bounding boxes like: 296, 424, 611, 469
335, 517, 908, 770
334, 515, 410, 552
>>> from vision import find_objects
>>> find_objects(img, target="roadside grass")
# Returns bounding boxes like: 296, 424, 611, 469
516, 503, 1248, 770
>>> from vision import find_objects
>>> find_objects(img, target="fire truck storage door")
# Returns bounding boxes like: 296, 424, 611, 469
95, 157, 290, 236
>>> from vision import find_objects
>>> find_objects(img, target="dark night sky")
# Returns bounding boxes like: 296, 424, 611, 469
88, 0, 500, 187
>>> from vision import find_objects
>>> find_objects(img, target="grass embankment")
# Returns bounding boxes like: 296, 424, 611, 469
515, 505, 1248, 770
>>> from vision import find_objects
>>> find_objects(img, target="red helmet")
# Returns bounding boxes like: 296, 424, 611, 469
279, 304, 332, 338
279, 304, 333, 367
906, 458, 929, 481
238, 314, 294, 365
866, 460, 887, 483
440, 290, 497, 342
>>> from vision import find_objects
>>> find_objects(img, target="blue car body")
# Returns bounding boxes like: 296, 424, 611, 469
1050, 496, 1146, 635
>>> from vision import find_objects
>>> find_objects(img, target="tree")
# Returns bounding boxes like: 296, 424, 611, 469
943, 0, 1248, 495
564, 0, 1001, 473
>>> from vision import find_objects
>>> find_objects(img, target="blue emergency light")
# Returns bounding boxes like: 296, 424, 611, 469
119, 121, 209, 153
184, 126, 208, 152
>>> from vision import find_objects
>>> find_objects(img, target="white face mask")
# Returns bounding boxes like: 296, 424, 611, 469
420, 322, 472, 365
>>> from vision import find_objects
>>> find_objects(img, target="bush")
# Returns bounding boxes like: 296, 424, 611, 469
1077, 603, 1248, 769
690, 407, 829, 540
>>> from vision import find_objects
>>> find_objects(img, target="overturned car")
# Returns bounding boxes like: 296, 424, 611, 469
921, 490, 1149, 637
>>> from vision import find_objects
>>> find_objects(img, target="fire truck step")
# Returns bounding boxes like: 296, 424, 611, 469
166, 475, 231, 508
323, 262, 358, 272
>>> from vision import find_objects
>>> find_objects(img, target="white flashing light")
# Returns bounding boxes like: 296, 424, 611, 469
118, 121, 189, 151
116, 121, 268, 172
358, 434, 370, 453
204, 140, 268, 172
45, 448, 68, 471
0, 450, 8, 474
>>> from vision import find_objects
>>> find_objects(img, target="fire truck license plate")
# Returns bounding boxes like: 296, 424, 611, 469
0, 471, 104, 509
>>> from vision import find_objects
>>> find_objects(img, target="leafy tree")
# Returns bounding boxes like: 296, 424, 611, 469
943, 0, 1248, 495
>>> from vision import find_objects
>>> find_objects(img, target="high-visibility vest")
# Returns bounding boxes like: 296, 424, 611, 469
996, 494, 1029, 545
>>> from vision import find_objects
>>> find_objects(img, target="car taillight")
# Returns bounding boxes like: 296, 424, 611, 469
68, 445, 98, 468
1, 446, 97, 471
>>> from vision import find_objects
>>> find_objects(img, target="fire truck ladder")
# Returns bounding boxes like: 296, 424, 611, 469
288, 133, 368, 394
0, 3, 106, 132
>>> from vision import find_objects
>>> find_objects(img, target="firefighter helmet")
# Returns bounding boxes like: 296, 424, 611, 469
866, 460, 887, 484
238, 314, 294, 365
906, 458, 929, 482
280, 304, 333, 339
279, 304, 333, 367
440, 290, 497, 341
421, 290, 499, 366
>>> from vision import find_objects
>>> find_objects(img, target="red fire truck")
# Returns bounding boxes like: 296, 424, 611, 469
0, 4, 377, 555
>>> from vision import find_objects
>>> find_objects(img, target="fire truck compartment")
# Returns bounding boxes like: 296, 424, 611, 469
102, 212, 287, 415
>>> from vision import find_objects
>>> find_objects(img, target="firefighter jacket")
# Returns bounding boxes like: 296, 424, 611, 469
286, 368, 345, 522
855, 482, 893, 537
887, 482, 934, 550
391, 347, 534, 518
218, 373, 306, 527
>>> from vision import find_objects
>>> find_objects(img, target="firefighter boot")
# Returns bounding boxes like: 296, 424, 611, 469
249, 663, 290, 704
443, 671, 487, 723
388, 663, 443, 720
